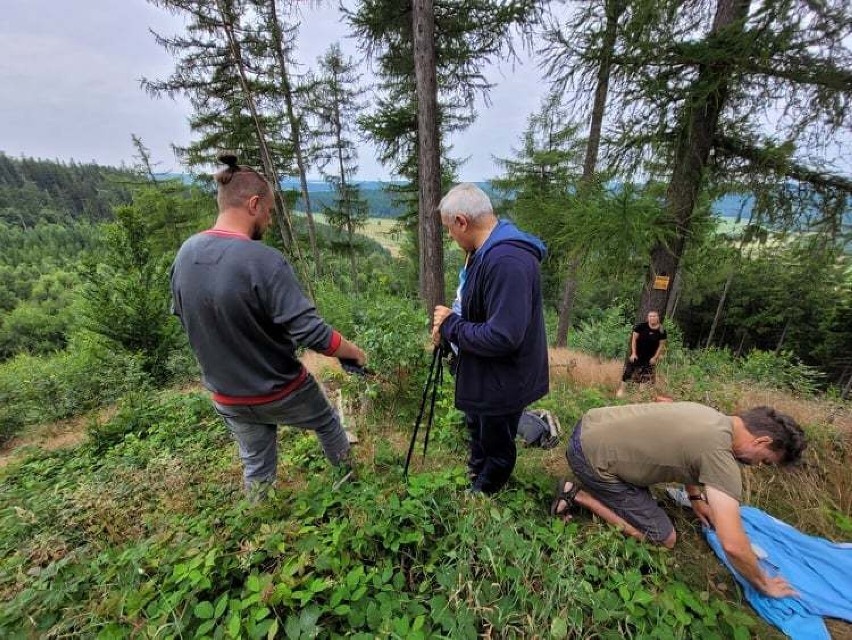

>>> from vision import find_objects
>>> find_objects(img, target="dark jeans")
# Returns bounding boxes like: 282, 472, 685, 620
466, 411, 523, 494
213, 375, 349, 494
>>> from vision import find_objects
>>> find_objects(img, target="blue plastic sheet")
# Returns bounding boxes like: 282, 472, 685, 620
704, 506, 852, 639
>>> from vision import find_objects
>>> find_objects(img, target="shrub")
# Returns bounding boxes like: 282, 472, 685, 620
0, 332, 149, 444
739, 350, 822, 394
350, 293, 429, 403
569, 305, 633, 360
664, 346, 823, 398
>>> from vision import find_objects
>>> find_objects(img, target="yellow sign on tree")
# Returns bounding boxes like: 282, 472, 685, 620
653, 275, 670, 291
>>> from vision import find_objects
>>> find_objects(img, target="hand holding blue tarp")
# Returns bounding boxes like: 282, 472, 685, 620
704, 506, 852, 640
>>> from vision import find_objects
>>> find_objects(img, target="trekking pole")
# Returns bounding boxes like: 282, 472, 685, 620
404, 345, 442, 478
420, 346, 444, 465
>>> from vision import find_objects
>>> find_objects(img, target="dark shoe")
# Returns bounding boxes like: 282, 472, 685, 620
550, 477, 582, 518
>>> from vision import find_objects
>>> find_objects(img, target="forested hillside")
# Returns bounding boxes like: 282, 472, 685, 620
0, 154, 138, 227
1, 0, 851, 638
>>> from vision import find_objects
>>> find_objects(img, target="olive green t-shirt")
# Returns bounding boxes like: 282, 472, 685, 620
580, 402, 742, 500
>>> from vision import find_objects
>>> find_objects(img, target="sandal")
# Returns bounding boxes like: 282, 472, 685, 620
550, 477, 582, 518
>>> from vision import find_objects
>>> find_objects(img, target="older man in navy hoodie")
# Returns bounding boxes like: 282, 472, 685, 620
432, 183, 549, 494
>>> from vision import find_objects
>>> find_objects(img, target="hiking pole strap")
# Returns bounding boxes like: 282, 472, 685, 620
404, 345, 440, 478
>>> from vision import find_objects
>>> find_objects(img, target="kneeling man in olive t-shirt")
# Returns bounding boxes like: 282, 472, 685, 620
551, 402, 805, 599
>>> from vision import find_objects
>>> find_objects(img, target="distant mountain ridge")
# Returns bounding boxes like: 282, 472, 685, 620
153, 172, 852, 226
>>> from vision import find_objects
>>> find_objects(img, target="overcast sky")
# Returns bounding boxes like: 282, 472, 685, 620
0, 0, 547, 181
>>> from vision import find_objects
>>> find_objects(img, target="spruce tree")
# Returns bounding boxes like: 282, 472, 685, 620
143, 0, 305, 265
347, 0, 542, 305
307, 43, 369, 290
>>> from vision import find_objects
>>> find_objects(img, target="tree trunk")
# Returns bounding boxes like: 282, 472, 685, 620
842, 369, 852, 400
706, 268, 735, 348
581, 0, 624, 179
266, 0, 321, 274
638, 0, 750, 322
556, 0, 625, 343
775, 317, 791, 354
413, 0, 445, 313
347, 220, 358, 293
216, 0, 306, 285
735, 332, 746, 357
555, 255, 581, 347
665, 267, 683, 320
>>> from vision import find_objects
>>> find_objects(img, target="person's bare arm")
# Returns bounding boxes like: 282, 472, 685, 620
333, 336, 366, 366
650, 339, 666, 364
685, 484, 712, 527
706, 486, 797, 598
629, 332, 639, 362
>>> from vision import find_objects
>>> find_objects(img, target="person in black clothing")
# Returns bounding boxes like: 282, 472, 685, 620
616, 311, 667, 398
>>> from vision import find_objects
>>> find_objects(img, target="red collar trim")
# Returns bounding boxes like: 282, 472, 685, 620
203, 229, 251, 240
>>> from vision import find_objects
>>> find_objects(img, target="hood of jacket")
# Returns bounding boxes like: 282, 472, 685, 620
473, 219, 546, 266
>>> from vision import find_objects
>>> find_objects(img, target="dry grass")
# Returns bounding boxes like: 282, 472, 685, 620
548, 348, 622, 389
300, 351, 344, 377
734, 387, 852, 434
359, 218, 404, 257
0, 406, 118, 468
311, 213, 404, 257
0, 355, 340, 469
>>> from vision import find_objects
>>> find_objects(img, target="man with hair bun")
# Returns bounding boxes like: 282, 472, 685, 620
432, 182, 549, 495
170, 153, 367, 498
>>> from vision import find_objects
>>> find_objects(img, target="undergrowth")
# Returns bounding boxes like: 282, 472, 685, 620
1, 301, 849, 638
9, 381, 848, 639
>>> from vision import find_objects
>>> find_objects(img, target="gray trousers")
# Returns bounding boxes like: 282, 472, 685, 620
213, 374, 350, 492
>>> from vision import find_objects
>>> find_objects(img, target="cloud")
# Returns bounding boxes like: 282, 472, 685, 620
0, 0, 554, 180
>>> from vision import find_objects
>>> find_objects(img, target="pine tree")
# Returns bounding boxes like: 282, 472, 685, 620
347, 0, 542, 305
308, 43, 369, 290
543, 0, 852, 319
143, 0, 305, 265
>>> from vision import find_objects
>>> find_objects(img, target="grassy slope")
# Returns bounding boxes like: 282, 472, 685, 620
1, 351, 849, 639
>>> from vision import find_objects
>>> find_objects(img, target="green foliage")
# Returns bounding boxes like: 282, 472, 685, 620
350, 293, 429, 402
568, 305, 634, 360
0, 222, 101, 361
662, 346, 823, 402
77, 200, 181, 384
676, 235, 851, 387
0, 153, 136, 227
86, 390, 160, 455
314, 279, 431, 410
0, 333, 149, 445
0, 269, 80, 359
738, 351, 823, 395
0, 390, 763, 637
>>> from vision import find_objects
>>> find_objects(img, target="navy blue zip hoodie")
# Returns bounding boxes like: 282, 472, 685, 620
440, 220, 549, 415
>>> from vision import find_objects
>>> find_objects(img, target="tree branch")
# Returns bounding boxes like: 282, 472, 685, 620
713, 134, 852, 193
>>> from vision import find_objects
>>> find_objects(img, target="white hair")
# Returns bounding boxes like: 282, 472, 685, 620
438, 183, 493, 224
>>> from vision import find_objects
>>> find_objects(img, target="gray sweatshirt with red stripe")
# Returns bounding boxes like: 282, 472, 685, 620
170, 230, 339, 403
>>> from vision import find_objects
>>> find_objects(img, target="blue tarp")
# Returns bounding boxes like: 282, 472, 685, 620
704, 506, 852, 639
